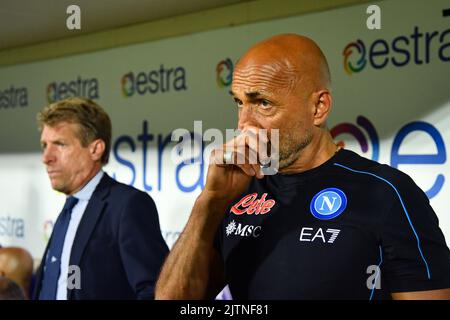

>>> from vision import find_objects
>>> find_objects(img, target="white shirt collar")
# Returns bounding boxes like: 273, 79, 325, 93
72, 170, 104, 201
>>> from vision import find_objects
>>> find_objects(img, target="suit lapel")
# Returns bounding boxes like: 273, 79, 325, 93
67, 174, 113, 299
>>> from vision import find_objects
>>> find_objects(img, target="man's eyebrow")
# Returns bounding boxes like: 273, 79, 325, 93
245, 91, 263, 99
228, 90, 266, 99
41, 138, 65, 145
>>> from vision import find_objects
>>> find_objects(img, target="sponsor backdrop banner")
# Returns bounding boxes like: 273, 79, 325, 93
0, 0, 449, 258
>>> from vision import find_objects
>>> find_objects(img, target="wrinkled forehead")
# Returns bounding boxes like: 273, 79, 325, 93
232, 58, 300, 96
40, 121, 80, 140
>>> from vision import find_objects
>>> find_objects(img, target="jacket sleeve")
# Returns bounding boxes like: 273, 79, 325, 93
118, 191, 169, 299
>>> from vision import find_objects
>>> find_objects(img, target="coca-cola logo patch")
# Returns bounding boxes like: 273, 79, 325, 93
230, 193, 276, 215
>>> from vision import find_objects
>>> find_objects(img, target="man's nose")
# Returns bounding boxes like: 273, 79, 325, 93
42, 146, 54, 165
237, 104, 257, 130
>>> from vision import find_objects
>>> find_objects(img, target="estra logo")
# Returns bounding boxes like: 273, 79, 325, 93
216, 58, 233, 88
47, 76, 99, 103
343, 25, 450, 75
331, 115, 379, 161
0, 85, 28, 109
230, 193, 276, 215
120, 64, 187, 97
43, 219, 53, 242
0, 215, 25, 239
331, 115, 446, 199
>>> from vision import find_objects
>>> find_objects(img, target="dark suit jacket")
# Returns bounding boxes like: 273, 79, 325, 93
33, 173, 169, 300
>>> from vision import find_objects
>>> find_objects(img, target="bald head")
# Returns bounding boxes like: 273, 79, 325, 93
234, 34, 331, 94
231, 34, 335, 171
0, 247, 33, 298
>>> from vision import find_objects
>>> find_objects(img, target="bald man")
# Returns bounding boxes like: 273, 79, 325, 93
0, 247, 33, 299
155, 34, 450, 300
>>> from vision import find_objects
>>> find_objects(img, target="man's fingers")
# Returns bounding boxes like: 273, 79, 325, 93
238, 164, 256, 177
241, 127, 270, 165
210, 127, 272, 178
226, 134, 266, 166
210, 148, 264, 178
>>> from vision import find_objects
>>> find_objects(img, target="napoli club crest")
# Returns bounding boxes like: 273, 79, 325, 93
310, 188, 347, 220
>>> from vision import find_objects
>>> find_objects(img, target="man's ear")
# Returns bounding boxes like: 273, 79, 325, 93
89, 139, 105, 162
313, 90, 332, 127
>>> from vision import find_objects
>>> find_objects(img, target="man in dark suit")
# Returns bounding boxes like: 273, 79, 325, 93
33, 97, 169, 300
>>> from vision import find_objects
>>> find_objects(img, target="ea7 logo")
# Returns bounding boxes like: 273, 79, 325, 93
299, 227, 341, 244
225, 220, 261, 238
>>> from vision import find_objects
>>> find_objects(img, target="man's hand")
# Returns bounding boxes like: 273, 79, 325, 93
155, 127, 272, 299
205, 127, 268, 203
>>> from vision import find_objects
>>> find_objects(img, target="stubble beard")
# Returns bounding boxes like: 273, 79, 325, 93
278, 128, 313, 170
